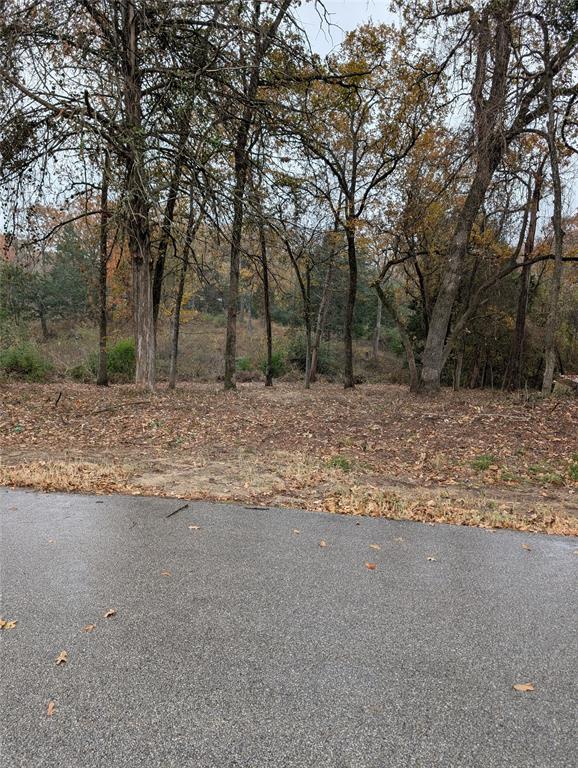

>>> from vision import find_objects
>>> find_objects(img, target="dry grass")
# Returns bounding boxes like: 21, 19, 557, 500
0, 461, 137, 495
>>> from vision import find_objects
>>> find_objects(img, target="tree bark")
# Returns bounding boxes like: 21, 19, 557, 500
505, 167, 543, 390
310, 249, 335, 383
97, 149, 110, 386
542, 75, 565, 394
343, 226, 357, 389
122, 0, 155, 389
258, 218, 273, 386
419, 6, 512, 392
168, 193, 198, 390
372, 295, 382, 359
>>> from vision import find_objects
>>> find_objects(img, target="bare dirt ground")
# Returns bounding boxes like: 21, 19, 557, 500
1, 381, 577, 534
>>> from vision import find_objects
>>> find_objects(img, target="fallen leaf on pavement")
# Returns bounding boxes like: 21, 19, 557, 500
188, 525, 201, 530
104, 609, 117, 618
161, 570, 171, 577
522, 544, 532, 551
369, 544, 381, 550
55, 651, 68, 665
394, 537, 404, 542
82, 624, 96, 632
319, 540, 327, 548
47, 701, 56, 717
0, 619, 17, 630
513, 682, 535, 692
427, 556, 437, 561
292, 529, 300, 534
364, 562, 377, 570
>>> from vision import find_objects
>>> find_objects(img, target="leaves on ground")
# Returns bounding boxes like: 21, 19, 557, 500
369, 544, 381, 550
292, 529, 300, 534
522, 543, 532, 551
513, 682, 535, 692
47, 701, 56, 717
319, 540, 327, 548
55, 651, 68, 665
188, 525, 201, 530
104, 609, 117, 618
427, 556, 437, 561
161, 570, 172, 577
82, 624, 96, 632
364, 562, 377, 570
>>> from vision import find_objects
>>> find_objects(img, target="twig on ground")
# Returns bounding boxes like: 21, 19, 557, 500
165, 503, 189, 518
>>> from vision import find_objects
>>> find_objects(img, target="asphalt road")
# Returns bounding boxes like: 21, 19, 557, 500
0, 489, 576, 767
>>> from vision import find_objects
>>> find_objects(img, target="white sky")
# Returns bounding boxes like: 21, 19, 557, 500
296, 0, 397, 55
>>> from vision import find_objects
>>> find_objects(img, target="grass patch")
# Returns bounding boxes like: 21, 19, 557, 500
527, 463, 565, 486
471, 454, 498, 471
326, 455, 352, 472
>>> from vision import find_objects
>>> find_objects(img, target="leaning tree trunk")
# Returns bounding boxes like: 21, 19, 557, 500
419, 7, 511, 393
343, 227, 357, 389
97, 149, 110, 386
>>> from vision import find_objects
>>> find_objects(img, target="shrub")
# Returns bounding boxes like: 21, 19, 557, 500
107, 339, 135, 379
0, 343, 52, 381
67, 363, 92, 382
236, 355, 253, 372
260, 350, 286, 379
326, 455, 351, 472
285, 334, 337, 375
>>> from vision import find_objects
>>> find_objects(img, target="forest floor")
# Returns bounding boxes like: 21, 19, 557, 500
1, 381, 577, 535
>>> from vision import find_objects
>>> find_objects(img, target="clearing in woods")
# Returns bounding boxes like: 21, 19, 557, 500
1, 381, 577, 534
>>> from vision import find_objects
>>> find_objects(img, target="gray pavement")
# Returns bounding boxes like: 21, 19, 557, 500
0, 488, 576, 767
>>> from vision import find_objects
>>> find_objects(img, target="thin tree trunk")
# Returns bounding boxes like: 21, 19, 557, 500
374, 283, 419, 393
505, 168, 543, 390
224, 139, 250, 390
168, 195, 198, 390
97, 149, 110, 386
310, 251, 334, 383
542, 74, 565, 395
372, 295, 382, 359
343, 227, 357, 389
453, 344, 464, 391
258, 218, 273, 386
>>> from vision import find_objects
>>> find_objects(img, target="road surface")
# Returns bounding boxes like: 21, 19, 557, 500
0, 489, 576, 767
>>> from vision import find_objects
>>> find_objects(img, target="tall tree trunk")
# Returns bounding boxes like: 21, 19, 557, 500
258, 218, 273, 387
372, 295, 382, 359
419, 6, 511, 392
505, 168, 543, 390
542, 77, 565, 394
168, 194, 197, 390
343, 227, 357, 389
152, 136, 187, 329
224, 137, 250, 390
97, 149, 110, 386
310, 251, 335, 383
123, 0, 155, 389
453, 344, 464, 391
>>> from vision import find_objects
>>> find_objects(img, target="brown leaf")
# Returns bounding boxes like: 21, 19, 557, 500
104, 609, 117, 618
319, 540, 327, 548
427, 556, 437, 562
188, 525, 201, 530
512, 682, 535, 692
292, 529, 300, 534
1, 619, 17, 630
161, 570, 172, 577
55, 650, 68, 665
521, 543, 532, 551
369, 544, 381, 550
47, 701, 56, 717
82, 624, 96, 633
364, 562, 377, 570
